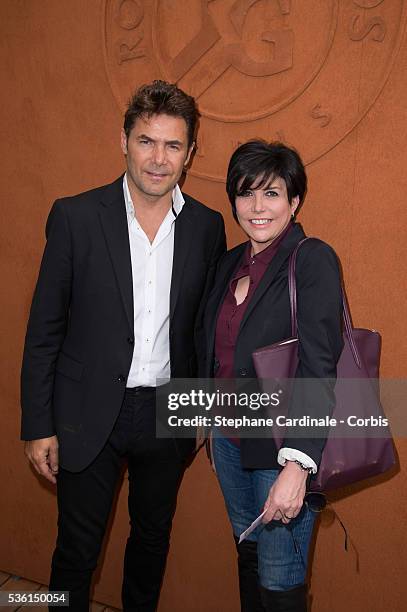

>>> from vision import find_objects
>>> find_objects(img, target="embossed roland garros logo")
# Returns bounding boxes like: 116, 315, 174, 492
151, 0, 338, 122
103, 0, 406, 182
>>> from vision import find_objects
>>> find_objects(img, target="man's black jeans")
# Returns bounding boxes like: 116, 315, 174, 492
49, 386, 186, 611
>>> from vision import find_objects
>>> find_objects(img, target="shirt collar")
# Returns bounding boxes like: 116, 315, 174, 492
244, 221, 293, 266
123, 173, 185, 219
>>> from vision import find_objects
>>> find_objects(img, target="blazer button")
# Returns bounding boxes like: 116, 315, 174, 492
117, 375, 126, 382
127, 337, 134, 345
239, 368, 248, 377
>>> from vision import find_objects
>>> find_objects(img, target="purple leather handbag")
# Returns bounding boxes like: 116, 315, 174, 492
252, 238, 396, 492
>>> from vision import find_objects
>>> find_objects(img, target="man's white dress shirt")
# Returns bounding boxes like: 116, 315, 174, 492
123, 174, 184, 388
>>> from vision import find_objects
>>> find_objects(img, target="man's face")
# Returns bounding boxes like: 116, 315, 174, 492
121, 113, 193, 202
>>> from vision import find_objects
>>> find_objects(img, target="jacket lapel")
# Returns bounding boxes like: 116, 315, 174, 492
238, 224, 306, 333
169, 199, 195, 320
98, 176, 134, 332
205, 244, 246, 365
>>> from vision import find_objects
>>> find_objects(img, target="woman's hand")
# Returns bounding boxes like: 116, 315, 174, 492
262, 461, 308, 525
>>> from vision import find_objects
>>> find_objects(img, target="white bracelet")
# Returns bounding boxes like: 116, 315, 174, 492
288, 459, 314, 474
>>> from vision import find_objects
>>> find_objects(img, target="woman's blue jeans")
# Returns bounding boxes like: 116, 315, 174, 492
212, 434, 317, 591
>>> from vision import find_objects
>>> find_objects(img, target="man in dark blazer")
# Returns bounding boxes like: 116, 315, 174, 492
21, 80, 226, 611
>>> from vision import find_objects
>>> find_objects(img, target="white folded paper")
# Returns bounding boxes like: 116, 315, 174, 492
238, 509, 267, 543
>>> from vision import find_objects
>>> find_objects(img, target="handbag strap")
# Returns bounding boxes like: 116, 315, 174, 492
288, 238, 362, 368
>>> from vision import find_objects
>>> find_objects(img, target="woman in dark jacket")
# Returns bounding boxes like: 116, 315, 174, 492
204, 141, 343, 611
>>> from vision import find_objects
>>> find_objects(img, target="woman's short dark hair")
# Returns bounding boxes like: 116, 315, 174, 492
226, 140, 307, 220
123, 80, 199, 148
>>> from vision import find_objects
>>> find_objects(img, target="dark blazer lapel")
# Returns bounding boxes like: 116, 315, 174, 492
205, 244, 246, 364
169, 200, 195, 320
238, 223, 306, 333
98, 176, 134, 332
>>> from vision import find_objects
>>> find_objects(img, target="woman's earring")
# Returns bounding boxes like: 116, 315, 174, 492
291, 212, 295, 220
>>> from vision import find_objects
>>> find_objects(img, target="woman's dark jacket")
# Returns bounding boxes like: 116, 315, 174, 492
203, 223, 344, 470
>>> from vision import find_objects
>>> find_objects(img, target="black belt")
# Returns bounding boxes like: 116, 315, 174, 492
125, 386, 156, 395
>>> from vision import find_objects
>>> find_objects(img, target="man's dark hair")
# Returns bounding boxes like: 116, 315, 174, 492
226, 140, 307, 221
123, 80, 199, 148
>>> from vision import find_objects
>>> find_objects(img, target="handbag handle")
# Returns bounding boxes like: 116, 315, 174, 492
288, 238, 362, 368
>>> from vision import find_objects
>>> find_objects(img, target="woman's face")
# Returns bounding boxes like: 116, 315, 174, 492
235, 176, 299, 255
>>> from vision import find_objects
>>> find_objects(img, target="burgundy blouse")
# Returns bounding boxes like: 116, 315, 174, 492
214, 222, 293, 379
214, 223, 293, 444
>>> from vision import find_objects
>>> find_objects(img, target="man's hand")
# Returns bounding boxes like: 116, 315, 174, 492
24, 436, 59, 484
262, 461, 308, 525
